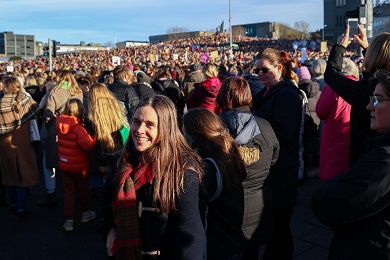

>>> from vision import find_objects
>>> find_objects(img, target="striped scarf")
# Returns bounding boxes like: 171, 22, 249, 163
112, 158, 155, 260
0, 91, 40, 135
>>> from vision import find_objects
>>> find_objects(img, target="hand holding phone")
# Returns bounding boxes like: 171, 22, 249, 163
348, 18, 359, 39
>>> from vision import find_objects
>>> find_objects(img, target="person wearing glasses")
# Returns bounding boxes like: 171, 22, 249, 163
312, 69, 390, 260
252, 48, 303, 260
324, 25, 390, 166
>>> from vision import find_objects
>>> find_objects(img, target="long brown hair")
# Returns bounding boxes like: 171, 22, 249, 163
182, 108, 246, 192
122, 93, 203, 214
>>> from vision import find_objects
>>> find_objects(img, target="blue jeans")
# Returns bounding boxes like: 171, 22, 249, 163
7, 186, 28, 212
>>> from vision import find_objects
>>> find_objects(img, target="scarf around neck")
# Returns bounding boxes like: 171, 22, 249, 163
112, 158, 156, 260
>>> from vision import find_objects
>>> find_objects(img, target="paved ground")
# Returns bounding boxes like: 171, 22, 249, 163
0, 168, 332, 260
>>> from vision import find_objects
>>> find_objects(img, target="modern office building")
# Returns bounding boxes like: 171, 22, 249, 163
324, 0, 373, 42
0, 31, 35, 58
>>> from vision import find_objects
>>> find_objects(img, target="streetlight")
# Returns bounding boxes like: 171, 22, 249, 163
322, 24, 327, 41
229, 0, 233, 58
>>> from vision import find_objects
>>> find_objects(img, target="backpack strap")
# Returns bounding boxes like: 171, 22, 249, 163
204, 158, 223, 202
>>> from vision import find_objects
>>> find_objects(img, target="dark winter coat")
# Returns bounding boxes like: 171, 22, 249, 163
201, 159, 246, 259
108, 79, 139, 120
298, 79, 321, 126
219, 107, 280, 245
252, 79, 302, 208
181, 71, 205, 99
98, 161, 205, 259
244, 73, 265, 97
324, 44, 377, 165
311, 133, 390, 260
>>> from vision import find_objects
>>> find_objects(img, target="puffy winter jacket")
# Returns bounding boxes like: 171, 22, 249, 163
56, 115, 96, 173
187, 77, 221, 113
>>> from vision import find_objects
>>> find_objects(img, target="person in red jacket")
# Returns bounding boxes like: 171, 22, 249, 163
187, 62, 222, 113
56, 98, 96, 231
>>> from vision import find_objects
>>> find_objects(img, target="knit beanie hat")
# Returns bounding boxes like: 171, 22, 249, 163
136, 71, 151, 84
297, 66, 311, 80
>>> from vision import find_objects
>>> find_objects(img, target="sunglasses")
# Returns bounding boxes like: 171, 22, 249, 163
254, 65, 276, 74
370, 95, 390, 108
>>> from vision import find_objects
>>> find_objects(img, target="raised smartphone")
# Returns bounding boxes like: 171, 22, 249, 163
348, 18, 359, 39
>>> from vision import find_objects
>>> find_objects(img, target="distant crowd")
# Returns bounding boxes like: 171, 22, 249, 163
2, 27, 390, 260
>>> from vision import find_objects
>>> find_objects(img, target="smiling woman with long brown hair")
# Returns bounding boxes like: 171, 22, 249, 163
99, 94, 205, 259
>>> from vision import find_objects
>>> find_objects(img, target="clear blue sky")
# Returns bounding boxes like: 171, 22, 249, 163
2, 0, 323, 45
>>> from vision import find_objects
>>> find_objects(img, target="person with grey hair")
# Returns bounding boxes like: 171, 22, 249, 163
315, 58, 360, 180
310, 58, 327, 91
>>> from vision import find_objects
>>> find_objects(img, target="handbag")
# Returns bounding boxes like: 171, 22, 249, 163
30, 119, 41, 145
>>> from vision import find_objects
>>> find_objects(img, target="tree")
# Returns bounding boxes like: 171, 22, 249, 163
166, 26, 189, 34
294, 20, 310, 40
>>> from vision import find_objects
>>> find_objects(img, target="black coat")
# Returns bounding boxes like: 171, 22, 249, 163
98, 163, 205, 259
201, 159, 246, 259
324, 44, 378, 165
311, 133, 390, 260
108, 79, 139, 120
219, 107, 279, 245
252, 79, 302, 208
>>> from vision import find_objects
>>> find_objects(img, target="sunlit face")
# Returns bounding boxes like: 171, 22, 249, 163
255, 58, 282, 89
366, 83, 390, 134
131, 105, 159, 152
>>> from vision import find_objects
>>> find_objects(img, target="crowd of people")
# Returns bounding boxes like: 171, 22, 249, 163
1, 27, 390, 260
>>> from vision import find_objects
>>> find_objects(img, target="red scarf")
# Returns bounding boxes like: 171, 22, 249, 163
112, 158, 155, 260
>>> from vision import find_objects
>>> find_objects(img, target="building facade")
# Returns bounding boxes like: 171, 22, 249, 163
0, 31, 35, 58
116, 40, 149, 47
373, 3, 390, 34
324, 0, 373, 43
232, 22, 303, 39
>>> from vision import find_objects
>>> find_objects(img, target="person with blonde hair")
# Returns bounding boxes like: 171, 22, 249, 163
25, 75, 46, 104
312, 69, 390, 260
187, 62, 222, 113
99, 94, 205, 259
88, 83, 129, 175
0, 77, 40, 219
324, 25, 390, 166
37, 70, 83, 206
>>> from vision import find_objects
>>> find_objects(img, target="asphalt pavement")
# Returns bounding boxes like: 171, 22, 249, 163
0, 168, 331, 260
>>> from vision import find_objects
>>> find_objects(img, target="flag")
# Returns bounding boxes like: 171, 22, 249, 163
220, 21, 224, 33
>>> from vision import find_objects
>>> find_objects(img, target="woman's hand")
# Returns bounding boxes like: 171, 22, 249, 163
354, 24, 369, 50
106, 227, 116, 256
337, 25, 352, 48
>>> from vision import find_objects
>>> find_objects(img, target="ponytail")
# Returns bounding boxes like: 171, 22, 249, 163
280, 50, 293, 80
